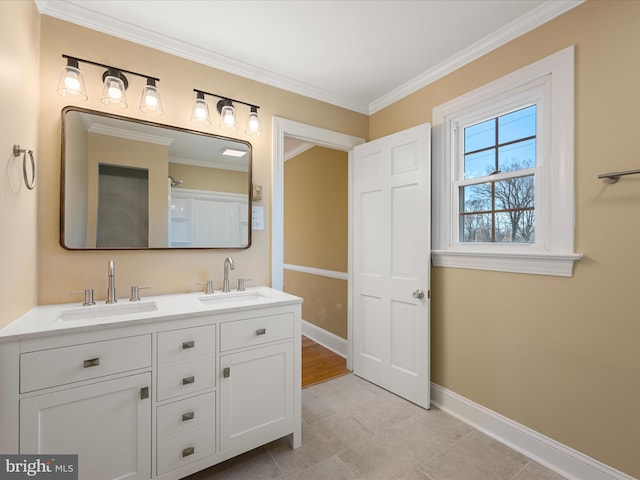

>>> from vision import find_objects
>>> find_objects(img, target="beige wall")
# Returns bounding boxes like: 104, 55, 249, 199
37, 16, 367, 304
284, 147, 348, 271
0, 1, 40, 327
370, 1, 640, 477
284, 146, 348, 338
284, 270, 348, 339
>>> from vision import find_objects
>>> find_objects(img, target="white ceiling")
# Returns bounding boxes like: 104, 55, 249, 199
35, 0, 582, 114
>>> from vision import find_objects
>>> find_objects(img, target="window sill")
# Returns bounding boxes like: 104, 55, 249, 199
431, 249, 583, 277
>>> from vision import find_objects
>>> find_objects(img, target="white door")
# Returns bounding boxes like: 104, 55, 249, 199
353, 123, 431, 408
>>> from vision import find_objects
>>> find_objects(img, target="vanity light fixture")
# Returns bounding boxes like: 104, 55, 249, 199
57, 57, 88, 100
139, 78, 164, 115
191, 89, 261, 135
57, 54, 163, 114
190, 91, 211, 125
218, 99, 238, 131
246, 106, 263, 136
100, 68, 128, 108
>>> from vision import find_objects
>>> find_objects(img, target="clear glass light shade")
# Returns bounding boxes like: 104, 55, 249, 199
139, 84, 163, 115
101, 75, 128, 108
219, 104, 238, 131
245, 108, 262, 135
57, 65, 88, 100
190, 98, 211, 125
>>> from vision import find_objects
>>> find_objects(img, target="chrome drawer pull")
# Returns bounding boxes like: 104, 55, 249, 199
140, 387, 149, 400
182, 340, 195, 350
83, 358, 100, 368
223, 367, 230, 378
182, 446, 195, 457
182, 412, 195, 422
256, 328, 266, 336
182, 376, 195, 385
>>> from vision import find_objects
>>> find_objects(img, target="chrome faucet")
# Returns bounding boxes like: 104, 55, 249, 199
106, 259, 117, 304
223, 257, 235, 293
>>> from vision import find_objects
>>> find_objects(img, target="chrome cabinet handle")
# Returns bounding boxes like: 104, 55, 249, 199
182, 376, 195, 385
182, 412, 194, 422
413, 289, 425, 299
83, 358, 100, 368
223, 367, 230, 378
140, 387, 149, 400
182, 340, 195, 349
182, 446, 195, 457
256, 328, 266, 336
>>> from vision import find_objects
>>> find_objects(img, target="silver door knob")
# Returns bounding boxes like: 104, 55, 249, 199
413, 289, 425, 299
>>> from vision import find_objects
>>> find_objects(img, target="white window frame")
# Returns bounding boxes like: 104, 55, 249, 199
432, 46, 582, 277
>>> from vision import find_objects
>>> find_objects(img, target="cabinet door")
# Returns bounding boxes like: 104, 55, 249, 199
220, 343, 293, 451
20, 373, 151, 480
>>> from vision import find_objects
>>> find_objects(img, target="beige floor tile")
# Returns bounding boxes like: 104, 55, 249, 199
286, 456, 359, 480
513, 461, 568, 480
348, 390, 425, 434
419, 430, 529, 480
185, 374, 569, 480
268, 423, 355, 477
183, 446, 283, 480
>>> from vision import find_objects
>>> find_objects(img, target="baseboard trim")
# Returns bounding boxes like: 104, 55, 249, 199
430, 383, 636, 480
301, 320, 348, 358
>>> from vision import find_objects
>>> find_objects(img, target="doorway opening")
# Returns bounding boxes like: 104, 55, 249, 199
272, 117, 365, 372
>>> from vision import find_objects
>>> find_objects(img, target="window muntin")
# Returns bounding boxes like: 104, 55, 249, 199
459, 105, 537, 244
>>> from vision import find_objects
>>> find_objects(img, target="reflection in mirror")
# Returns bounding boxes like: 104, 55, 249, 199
61, 107, 252, 249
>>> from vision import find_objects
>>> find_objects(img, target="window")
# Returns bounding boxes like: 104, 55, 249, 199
432, 46, 581, 277
460, 105, 537, 244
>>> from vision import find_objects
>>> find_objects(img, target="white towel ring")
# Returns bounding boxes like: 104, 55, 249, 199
13, 144, 36, 190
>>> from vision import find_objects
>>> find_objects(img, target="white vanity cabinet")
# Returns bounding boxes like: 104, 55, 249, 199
155, 325, 216, 475
219, 312, 296, 452
18, 335, 153, 480
0, 288, 302, 480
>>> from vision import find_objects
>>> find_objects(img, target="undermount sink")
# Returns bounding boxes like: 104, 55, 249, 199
57, 301, 158, 322
198, 291, 268, 307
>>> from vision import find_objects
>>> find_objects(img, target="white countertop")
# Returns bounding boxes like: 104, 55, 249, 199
0, 286, 302, 342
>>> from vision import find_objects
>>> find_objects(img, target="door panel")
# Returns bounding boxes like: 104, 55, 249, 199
353, 123, 431, 408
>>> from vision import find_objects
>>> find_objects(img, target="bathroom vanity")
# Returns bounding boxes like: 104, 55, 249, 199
0, 287, 302, 480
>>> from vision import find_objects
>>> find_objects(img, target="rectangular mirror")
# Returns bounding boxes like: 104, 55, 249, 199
61, 107, 252, 249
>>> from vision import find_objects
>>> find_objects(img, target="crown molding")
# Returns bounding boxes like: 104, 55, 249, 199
87, 122, 174, 146
368, 0, 585, 114
38, 0, 583, 116
37, 0, 369, 114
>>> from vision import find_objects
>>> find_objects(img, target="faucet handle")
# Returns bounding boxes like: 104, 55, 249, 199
237, 278, 252, 291
197, 280, 215, 294
130, 285, 150, 302
69, 289, 95, 306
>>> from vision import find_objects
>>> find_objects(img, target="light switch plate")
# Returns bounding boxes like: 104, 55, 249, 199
252, 206, 264, 230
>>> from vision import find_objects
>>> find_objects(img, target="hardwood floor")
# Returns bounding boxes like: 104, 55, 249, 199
301, 335, 350, 388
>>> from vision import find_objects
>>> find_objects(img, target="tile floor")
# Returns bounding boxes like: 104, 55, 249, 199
187, 374, 567, 480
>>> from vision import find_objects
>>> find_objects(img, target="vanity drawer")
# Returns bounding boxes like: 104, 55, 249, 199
157, 425, 216, 475
20, 335, 151, 393
157, 357, 216, 401
220, 313, 294, 352
157, 392, 215, 440
157, 325, 215, 365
